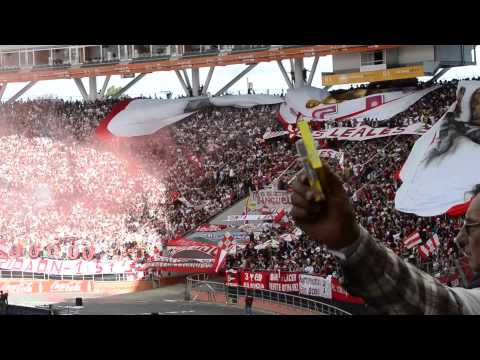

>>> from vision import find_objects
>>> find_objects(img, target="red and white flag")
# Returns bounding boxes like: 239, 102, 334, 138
418, 245, 431, 259
212, 233, 234, 273
273, 208, 287, 224
418, 234, 441, 258
426, 234, 441, 253
403, 232, 422, 249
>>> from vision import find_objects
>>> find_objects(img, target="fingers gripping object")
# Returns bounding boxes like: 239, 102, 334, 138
295, 119, 327, 202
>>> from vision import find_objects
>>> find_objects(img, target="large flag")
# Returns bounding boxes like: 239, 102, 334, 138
96, 95, 283, 139
395, 81, 480, 217
212, 233, 234, 273
403, 232, 422, 249
278, 85, 438, 126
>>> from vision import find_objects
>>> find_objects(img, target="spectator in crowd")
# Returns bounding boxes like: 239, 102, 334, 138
245, 289, 254, 315
0, 291, 7, 315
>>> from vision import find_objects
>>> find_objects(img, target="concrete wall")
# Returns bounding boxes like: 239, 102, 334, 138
332, 53, 360, 73
398, 45, 435, 65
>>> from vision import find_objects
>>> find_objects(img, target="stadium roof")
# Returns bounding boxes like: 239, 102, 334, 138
0, 45, 70, 51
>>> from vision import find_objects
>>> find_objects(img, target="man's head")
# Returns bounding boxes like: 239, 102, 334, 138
455, 185, 480, 272
470, 88, 480, 126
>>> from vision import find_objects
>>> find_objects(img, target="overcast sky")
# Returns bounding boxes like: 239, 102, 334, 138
2, 46, 479, 101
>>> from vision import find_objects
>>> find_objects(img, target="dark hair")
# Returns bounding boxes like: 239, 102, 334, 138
472, 184, 480, 198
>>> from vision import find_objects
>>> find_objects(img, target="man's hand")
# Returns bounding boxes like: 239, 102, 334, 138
290, 164, 360, 250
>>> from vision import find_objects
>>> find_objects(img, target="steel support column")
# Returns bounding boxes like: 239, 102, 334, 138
111, 73, 146, 99
182, 69, 192, 90
74, 78, 89, 101
202, 67, 215, 95
191, 67, 200, 96
214, 64, 257, 96
0, 83, 7, 102
175, 70, 190, 96
88, 76, 97, 101
5, 81, 37, 104
277, 60, 293, 89
100, 75, 111, 98
294, 58, 305, 88
307, 56, 319, 86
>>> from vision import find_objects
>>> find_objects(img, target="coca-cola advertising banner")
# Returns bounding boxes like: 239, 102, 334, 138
0, 257, 136, 276
268, 272, 299, 292
0, 280, 94, 294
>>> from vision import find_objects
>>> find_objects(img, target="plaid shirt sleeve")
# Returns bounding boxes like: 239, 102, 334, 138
338, 226, 464, 315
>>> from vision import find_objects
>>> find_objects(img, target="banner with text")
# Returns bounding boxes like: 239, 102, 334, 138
0, 257, 136, 276
249, 190, 292, 211
143, 257, 215, 273
299, 274, 333, 299
288, 123, 427, 141
0, 280, 94, 294
268, 271, 300, 292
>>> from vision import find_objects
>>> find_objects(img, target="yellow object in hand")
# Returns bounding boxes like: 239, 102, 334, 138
296, 119, 327, 201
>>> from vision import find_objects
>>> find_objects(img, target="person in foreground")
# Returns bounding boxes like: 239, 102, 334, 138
290, 165, 480, 315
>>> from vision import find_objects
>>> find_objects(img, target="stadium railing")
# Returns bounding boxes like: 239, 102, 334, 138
0, 270, 133, 281
185, 274, 351, 315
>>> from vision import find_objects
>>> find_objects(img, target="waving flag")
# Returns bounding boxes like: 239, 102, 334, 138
96, 95, 282, 139
418, 234, 441, 259
403, 232, 422, 249
278, 85, 437, 126
212, 232, 234, 273
395, 81, 480, 217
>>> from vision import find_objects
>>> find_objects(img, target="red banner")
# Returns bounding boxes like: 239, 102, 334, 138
225, 270, 240, 287
268, 271, 300, 292
240, 271, 270, 289
0, 280, 94, 294
331, 277, 364, 304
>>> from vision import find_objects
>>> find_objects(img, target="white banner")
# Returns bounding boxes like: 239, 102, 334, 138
0, 257, 136, 275
97, 95, 283, 139
279, 86, 437, 125
209, 94, 283, 108
288, 123, 427, 141
226, 215, 273, 222
395, 81, 480, 216
299, 274, 332, 299
249, 190, 292, 211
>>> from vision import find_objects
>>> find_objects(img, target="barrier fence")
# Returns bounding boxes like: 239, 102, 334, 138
185, 274, 351, 315
0, 270, 133, 281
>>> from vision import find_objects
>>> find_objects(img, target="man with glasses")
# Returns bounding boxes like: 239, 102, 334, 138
291, 165, 480, 314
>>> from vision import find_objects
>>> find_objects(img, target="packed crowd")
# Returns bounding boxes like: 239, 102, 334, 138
0, 77, 471, 285
226, 79, 467, 283
0, 98, 294, 265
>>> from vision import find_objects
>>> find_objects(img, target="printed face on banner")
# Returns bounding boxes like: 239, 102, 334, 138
396, 81, 480, 216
